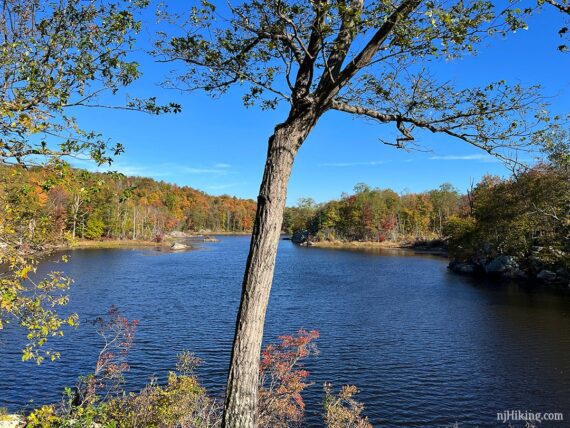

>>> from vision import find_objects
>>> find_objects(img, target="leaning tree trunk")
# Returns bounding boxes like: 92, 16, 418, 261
222, 110, 317, 427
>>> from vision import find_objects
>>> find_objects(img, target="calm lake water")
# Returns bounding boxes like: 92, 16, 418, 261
1, 236, 570, 426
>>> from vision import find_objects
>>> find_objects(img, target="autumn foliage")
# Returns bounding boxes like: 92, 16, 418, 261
24, 320, 370, 427
0, 165, 257, 245
258, 329, 319, 427
323, 383, 373, 428
284, 183, 466, 242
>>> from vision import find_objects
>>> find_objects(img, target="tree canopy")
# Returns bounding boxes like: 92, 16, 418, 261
156, 0, 557, 165
0, 0, 179, 167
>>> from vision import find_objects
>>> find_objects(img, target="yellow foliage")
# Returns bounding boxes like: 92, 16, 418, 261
27, 405, 61, 428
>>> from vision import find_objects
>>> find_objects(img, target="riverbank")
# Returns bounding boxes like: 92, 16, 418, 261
448, 254, 570, 287
67, 239, 171, 249
310, 240, 403, 249
299, 239, 448, 256
57, 231, 237, 250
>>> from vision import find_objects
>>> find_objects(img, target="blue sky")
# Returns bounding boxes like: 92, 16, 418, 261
72, 3, 569, 205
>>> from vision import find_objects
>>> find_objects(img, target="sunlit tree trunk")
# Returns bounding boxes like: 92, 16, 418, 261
222, 110, 317, 427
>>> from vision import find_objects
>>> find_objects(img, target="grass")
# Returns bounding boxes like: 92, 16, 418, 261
68, 239, 172, 249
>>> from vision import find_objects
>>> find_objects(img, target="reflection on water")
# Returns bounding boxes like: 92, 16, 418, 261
1, 236, 569, 426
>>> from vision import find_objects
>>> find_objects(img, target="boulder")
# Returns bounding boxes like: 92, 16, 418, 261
449, 260, 479, 274
167, 231, 188, 238
555, 267, 570, 284
291, 230, 310, 245
485, 255, 518, 274
170, 242, 189, 251
503, 268, 528, 280
0, 415, 24, 428
537, 269, 557, 282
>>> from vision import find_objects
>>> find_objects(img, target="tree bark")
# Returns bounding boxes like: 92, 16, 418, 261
222, 111, 317, 427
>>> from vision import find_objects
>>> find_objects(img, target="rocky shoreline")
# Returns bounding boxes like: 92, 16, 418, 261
289, 232, 569, 287
448, 251, 569, 287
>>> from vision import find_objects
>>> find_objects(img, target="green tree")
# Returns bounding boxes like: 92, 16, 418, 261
446, 159, 569, 268
428, 183, 460, 236
534, 125, 570, 171
84, 216, 106, 240
158, 2, 553, 424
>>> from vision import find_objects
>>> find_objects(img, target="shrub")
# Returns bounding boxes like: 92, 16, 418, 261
27, 405, 62, 427
258, 329, 320, 427
103, 371, 220, 428
323, 383, 372, 428
71, 306, 138, 407
22, 320, 371, 428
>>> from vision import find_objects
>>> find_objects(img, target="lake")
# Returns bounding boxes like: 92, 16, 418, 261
1, 236, 570, 426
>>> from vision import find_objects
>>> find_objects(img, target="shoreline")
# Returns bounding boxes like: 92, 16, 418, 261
293, 239, 568, 287
65, 239, 172, 250
305, 240, 448, 256
310, 240, 403, 249
55, 232, 251, 251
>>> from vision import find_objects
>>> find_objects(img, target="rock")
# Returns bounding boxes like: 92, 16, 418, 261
529, 255, 544, 273
203, 236, 219, 242
0, 415, 24, 428
485, 255, 518, 274
166, 231, 188, 238
503, 268, 528, 280
170, 242, 189, 251
555, 268, 569, 284
449, 260, 479, 274
537, 269, 557, 282
291, 230, 310, 245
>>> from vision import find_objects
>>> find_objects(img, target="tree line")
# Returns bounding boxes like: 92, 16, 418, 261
283, 182, 466, 242
0, 165, 257, 246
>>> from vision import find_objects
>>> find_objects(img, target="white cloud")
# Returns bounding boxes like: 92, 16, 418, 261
428, 154, 498, 162
69, 160, 234, 177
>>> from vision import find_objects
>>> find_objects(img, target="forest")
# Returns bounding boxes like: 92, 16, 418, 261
0, 164, 257, 248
